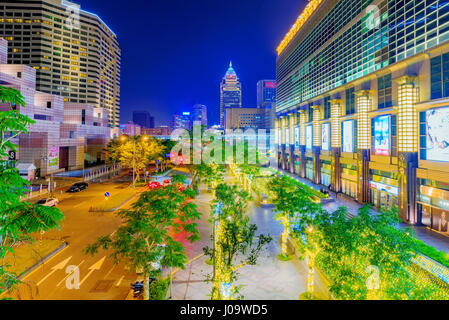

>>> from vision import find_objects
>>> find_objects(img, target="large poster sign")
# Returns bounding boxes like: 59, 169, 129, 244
374, 115, 390, 156
426, 107, 449, 162
306, 125, 312, 150
285, 128, 290, 145
294, 127, 299, 147
321, 123, 330, 151
49, 146, 59, 168
342, 120, 354, 153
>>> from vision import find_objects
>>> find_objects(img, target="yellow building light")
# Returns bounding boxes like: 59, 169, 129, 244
330, 99, 342, 148
276, 0, 325, 56
313, 106, 321, 147
299, 110, 306, 146
15, 19, 23, 23
355, 90, 372, 150
12, 48, 21, 53
396, 76, 419, 153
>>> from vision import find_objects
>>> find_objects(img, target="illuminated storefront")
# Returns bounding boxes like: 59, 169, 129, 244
305, 156, 314, 181
419, 181, 449, 235
320, 160, 331, 188
341, 163, 357, 199
369, 171, 399, 211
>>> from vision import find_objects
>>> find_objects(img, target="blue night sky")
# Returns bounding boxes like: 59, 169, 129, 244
78, 0, 306, 126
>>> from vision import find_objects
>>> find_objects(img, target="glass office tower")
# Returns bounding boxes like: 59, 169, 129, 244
276, 0, 449, 230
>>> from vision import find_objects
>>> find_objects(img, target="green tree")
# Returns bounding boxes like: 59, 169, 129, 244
84, 175, 202, 300
204, 184, 272, 300
0, 86, 64, 294
112, 135, 164, 183
269, 176, 320, 260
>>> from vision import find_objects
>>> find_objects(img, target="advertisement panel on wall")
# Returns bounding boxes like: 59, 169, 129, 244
321, 123, 330, 151
294, 127, 299, 147
342, 120, 354, 153
285, 128, 290, 145
48, 146, 59, 168
426, 107, 449, 162
374, 115, 390, 156
306, 125, 312, 150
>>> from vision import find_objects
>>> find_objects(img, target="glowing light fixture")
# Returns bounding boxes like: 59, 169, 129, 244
396, 76, 419, 153
330, 99, 342, 148
276, 0, 325, 56
299, 110, 306, 146
312, 106, 321, 147
355, 90, 372, 150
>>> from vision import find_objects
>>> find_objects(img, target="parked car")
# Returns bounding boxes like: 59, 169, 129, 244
67, 182, 89, 193
35, 198, 59, 207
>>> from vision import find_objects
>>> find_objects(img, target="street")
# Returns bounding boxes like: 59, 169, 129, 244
7, 176, 139, 300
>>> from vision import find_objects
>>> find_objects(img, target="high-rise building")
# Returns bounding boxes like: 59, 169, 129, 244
192, 104, 207, 128
257, 80, 276, 108
0, 0, 121, 127
220, 61, 241, 127
173, 113, 190, 131
275, 0, 449, 228
0, 39, 110, 176
133, 110, 154, 129
257, 80, 276, 129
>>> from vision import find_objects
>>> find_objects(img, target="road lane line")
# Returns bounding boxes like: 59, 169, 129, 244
36, 256, 72, 286
115, 275, 124, 287
103, 265, 115, 279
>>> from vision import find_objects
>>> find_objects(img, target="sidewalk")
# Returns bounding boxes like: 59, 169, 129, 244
273, 166, 449, 254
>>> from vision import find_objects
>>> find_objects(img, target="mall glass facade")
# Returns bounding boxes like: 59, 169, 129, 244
275, 0, 449, 229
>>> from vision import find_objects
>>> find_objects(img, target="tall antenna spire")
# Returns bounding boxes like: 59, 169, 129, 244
229, 61, 232, 68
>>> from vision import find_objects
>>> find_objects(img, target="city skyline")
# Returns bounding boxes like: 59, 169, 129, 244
69, 0, 304, 126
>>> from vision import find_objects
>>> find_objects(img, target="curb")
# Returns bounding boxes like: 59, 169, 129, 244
18, 242, 68, 280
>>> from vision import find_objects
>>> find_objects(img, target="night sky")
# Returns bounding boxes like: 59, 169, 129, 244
79, 0, 306, 126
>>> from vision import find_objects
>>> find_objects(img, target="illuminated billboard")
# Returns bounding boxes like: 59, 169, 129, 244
374, 115, 390, 156
285, 128, 290, 145
306, 125, 312, 150
294, 127, 299, 147
321, 123, 330, 151
426, 107, 449, 162
342, 120, 354, 153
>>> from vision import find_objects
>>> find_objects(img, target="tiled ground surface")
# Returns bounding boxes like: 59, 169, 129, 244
171, 174, 328, 300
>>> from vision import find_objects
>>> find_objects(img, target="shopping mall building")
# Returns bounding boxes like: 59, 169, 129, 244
0, 38, 110, 177
275, 0, 449, 233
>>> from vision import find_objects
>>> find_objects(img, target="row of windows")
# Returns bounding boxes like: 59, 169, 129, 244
277, 0, 449, 113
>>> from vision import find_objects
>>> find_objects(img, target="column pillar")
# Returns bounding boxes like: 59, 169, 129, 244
280, 116, 287, 170
298, 110, 307, 178
396, 76, 420, 224
312, 105, 321, 185
355, 90, 372, 203
288, 113, 296, 174
330, 99, 342, 193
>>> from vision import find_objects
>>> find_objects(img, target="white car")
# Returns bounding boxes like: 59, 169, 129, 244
35, 198, 59, 207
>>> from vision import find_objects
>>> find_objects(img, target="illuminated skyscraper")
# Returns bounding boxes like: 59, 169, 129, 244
220, 61, 241, 127
192, 104, 207, 128
0, 0, 121, 127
